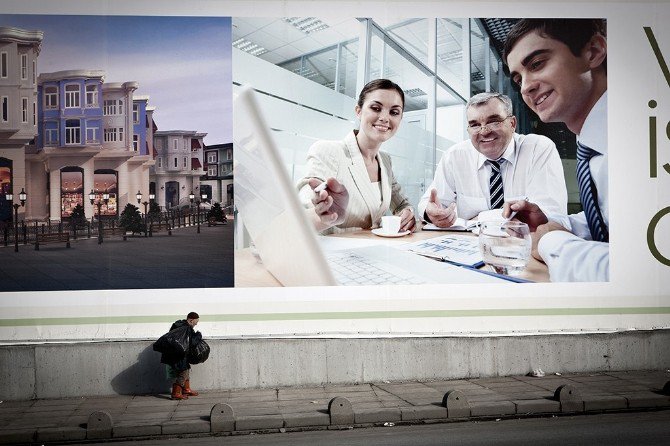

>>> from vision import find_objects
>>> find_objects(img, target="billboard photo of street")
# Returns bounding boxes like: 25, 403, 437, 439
0, 15, 234, 290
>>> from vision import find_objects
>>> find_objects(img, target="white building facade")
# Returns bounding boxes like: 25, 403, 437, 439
151, 130, 206, 209
0, 26, 43, 223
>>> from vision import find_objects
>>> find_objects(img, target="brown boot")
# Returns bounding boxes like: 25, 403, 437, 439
183, 379, 199, 396
171, 383, 188, 400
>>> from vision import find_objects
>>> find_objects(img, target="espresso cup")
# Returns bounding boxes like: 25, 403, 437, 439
381, 215, 401, 234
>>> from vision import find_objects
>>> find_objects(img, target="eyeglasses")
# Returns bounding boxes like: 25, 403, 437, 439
467, 116, 513, 133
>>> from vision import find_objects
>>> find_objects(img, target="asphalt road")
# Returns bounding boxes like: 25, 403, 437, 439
99, 410, 670, 446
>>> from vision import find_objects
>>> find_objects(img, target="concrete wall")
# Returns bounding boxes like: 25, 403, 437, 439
2, 330, 669, 400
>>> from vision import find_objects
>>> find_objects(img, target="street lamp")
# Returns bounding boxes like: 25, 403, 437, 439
196, 199, 202, 234
90, 189, 109, 244
189, 191, 195, 228
5, 188, 26, 253
138, 191, 149, 238
149, 193, 155, 237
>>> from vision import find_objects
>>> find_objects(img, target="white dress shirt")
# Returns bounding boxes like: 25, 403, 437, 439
418, 133, 567, 221
538, 92, 609, 282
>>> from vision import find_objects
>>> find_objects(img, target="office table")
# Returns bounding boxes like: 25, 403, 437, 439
235, 228, 550, 287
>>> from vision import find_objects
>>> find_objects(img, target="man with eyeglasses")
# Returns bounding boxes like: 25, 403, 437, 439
503, 19, 607, 282
418, 92, 567, 229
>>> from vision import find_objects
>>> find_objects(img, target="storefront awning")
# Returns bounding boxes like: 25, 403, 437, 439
191, 158, 202, 169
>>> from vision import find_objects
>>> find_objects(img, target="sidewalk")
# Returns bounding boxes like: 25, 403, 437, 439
1, 370, 669, 444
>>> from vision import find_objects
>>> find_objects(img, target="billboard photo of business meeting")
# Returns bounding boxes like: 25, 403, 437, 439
0, 14, 234, 292
233, 17, 608, 287
0, 0, 668, 343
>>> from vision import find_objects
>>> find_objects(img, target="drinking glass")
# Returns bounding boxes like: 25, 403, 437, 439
478, 220, 531, 276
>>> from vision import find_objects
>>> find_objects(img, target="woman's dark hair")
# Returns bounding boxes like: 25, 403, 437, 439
503, 19, 606, 68
357, 78, 405, 109
187, 312, 200, 320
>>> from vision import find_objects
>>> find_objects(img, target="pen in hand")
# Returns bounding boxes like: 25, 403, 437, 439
314, 181, 328, 193
505, 196, 528, 222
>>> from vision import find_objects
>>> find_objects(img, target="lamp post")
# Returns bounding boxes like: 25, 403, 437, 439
201, 192, 208, 232
189, 191, 195, 228
196, 198, 201, 234
137, 191, 148, 237
5, 188, 26, 253
90, 189, 109, 244
149, 192, 155, 237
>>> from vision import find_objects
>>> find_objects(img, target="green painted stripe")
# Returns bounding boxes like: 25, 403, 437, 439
1, 307, 670, 327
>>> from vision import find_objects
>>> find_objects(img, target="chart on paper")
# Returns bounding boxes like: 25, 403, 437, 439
400, 234, 484, 268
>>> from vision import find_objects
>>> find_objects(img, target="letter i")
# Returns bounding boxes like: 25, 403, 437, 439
649, 100, 657, 178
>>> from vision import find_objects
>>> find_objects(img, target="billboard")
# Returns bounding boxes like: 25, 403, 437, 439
0, 0, 668, 342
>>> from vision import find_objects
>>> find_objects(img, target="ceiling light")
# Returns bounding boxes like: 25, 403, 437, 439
283, 17, 329, 35
233, 38, 268, 56
438, 49, 463, 63
404, 88, 427, 98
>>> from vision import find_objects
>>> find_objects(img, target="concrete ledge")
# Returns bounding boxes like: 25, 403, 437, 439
160, 420, 210, 435
624, 392, 670, 408
583, 395, 628, 411
513, 399, 561, 414
354, 407, 401, 424
0, 429, 35, 445
400, 405, 449, 421
3, 330, 670, 400
470, 401, 516, 417
36, 426, 87, 442
283, 411, 330, 427
235, 415, 284, 431
113, 424, 162, 438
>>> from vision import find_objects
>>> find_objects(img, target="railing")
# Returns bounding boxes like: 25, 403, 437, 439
1, 209, 211, 247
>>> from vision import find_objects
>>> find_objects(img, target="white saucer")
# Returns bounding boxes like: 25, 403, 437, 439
371, 228, 411, 238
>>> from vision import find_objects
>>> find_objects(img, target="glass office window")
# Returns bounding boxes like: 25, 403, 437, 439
385, 19, 429, 68
368, 30, 436, 206
437, 18, 466, 93
469, 19, 488, 95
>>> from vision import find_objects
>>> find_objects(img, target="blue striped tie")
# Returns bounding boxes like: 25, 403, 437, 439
488, 159, 504, 209
577, 143, 608, 242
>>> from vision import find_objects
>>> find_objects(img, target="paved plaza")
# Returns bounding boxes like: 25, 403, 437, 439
0, 223, 233, 291
0, 370, 668, 444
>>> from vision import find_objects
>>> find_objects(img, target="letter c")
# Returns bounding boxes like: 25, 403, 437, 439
647, 206, 670, 266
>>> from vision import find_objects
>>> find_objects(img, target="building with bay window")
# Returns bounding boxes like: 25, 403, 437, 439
27, 70, 154, 221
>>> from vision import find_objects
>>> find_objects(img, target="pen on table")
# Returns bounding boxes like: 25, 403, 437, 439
408, 249, 452, 263
504, 196, 528, 222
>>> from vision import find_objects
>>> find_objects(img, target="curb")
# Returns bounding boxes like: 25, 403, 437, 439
2, 381, 670, 444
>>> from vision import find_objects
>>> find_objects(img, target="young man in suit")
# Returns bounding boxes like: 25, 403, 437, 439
503, 19, 608, 281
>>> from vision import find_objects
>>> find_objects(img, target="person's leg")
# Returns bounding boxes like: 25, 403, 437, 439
182, 369, 199, 396
171, 369, 188, 400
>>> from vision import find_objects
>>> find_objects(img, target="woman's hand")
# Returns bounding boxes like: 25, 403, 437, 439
308, 178, 349, 231
398, 207, 416, 232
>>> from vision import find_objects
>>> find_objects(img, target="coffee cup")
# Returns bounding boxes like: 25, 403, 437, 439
380, 215, 401, 234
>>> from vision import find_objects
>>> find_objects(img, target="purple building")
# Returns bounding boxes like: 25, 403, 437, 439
28, 70, 154, 221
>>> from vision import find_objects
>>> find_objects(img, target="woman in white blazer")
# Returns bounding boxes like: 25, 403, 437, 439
297, 79, 415, 233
